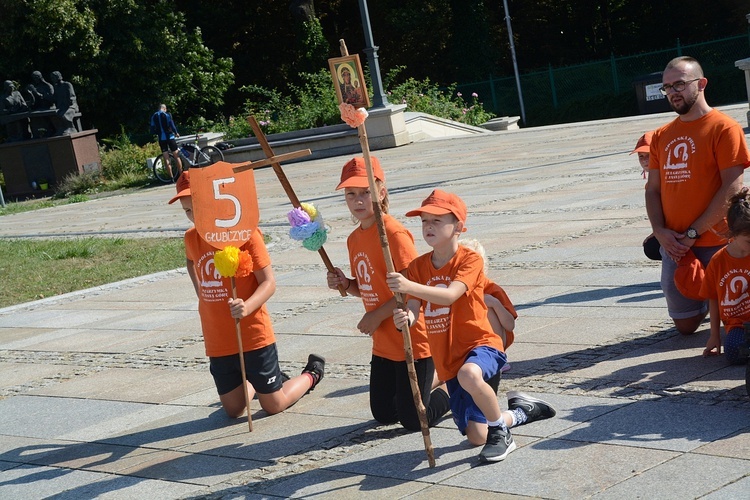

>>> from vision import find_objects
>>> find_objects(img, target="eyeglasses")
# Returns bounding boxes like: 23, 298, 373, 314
659, 78, 700, 95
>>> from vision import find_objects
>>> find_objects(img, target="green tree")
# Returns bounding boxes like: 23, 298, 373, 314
82, 0, 233, 139
0, 0, 101, 77
0, 0, 233, 140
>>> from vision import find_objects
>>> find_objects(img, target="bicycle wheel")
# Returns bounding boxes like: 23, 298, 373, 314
194, 145, 224, 167
153, 153, 180, 183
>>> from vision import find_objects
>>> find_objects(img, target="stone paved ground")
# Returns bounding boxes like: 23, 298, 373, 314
1, 105, 749, 499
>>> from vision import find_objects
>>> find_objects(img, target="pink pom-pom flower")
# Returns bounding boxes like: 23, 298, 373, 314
339, 103, 368, 128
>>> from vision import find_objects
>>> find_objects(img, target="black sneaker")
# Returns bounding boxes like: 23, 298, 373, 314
302, 354, 325, 391
507, 391, 556, 424
479, 425, 516, 463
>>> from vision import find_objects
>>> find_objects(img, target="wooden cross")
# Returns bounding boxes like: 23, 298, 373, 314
232, 117, 347, 296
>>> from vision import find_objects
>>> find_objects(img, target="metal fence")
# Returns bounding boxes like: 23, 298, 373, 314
456, 34, 750, 127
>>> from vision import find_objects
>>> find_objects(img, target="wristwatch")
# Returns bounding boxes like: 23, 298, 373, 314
686, 227, 700, 239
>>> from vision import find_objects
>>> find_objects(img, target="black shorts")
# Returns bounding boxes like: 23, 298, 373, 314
209, 343, 284, 396
158, 138, 179, 153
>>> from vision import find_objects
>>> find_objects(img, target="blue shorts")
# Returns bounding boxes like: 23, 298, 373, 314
660, 245, 720, 319
446, 346, 506, 435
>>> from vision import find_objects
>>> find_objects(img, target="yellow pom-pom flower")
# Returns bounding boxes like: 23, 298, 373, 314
214, 246, 240, 277
300, 202, 318, 220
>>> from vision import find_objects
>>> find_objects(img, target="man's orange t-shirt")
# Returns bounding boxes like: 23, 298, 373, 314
407, 246, 504, 381
649, 109, 750, 247
347, 214, 430, 361
184, 227, 275, 357
699, 247, 750, 332
482, 278, 517, 349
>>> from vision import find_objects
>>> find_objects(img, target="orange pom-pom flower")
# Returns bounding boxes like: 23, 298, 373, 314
214, 246, 253, 278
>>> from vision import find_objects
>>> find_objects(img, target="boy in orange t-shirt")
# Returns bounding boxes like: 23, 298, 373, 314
388, 190, 555, 463
326, 157, 450, 431
168, 171, 325, 419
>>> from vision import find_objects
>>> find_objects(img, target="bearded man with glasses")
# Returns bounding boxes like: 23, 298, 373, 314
645, 56, 750, 336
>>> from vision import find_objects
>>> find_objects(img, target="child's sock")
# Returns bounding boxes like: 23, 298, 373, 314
487, 417, 508, 430
509, 408, 527, 427
303, 372, 318, 388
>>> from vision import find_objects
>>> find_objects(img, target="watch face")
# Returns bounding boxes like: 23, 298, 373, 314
687, 228, 698, 239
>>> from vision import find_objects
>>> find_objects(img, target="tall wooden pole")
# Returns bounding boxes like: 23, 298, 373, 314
339, 40, 435, 468
231, 277, 253, 432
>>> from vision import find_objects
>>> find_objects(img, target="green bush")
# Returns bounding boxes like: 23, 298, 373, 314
224, 67, 495, 137
52, 170, 104, 199
100, 132, 160, 180
386, 67, 494, 126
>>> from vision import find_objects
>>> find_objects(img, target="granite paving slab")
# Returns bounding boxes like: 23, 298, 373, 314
2, 107, 750, 497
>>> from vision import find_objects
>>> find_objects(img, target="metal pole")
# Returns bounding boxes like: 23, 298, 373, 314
503, 0, 526, 124
357, 0, 389, 108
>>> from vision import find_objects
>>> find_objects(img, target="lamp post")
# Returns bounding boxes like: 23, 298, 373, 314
503, 0, 526, 125
357, 0, 389, 108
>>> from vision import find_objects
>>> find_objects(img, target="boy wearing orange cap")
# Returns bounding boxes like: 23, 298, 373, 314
168, 171, 325, 419
631, 131, 653, 178
326, 157, 450, 432
388, 189, 555, 463
631, 131, 662, 261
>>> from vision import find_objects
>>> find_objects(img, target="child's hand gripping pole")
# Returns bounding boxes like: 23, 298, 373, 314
246, 115, 346, 297
358, 125, 436, 469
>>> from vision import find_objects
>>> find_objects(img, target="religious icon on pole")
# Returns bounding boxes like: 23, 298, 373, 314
329, 54, 370, 109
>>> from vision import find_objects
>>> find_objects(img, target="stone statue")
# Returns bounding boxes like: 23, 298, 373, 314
26, 71, 55, 110
0, 80, 31, 141
49, 71, 80, 135
25, 70, 56, 138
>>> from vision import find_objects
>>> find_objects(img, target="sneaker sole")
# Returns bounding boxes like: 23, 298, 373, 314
506, 391, 557, 419
479, 440, 517, 463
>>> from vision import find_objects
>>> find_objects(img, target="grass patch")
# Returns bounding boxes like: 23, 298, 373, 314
0, 237, 186, 309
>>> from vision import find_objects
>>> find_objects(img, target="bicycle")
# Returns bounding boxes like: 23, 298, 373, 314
153, 133, 224, 183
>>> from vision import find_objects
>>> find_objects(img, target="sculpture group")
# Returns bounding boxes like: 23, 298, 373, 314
0, 70, 81, 142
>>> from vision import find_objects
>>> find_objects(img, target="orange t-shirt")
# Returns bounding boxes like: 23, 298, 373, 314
347, 214, 431, 361
184, 227, 275, 357
699, 246, 750, 331
482, 278, 517, 349
407, 246, 504, 381
649, 109, 750, 247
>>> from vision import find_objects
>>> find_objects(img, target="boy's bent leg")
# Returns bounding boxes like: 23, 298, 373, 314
210, 354, 258, 418
370, 355, 399, 425
673, 314, 707, 335
397, 357, 449, 430
258, 374, 313, 414
457, 362, 501, 422
258, 353, 325, 414
661, 245, 716, 335
220, 382, 256, 418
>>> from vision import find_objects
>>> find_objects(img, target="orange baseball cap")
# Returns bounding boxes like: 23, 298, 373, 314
168, 170, 191, 204
336, 156, 385, 190
406, 189, 467, 229
674, 249, 705, 301
630, 131, 653, 155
